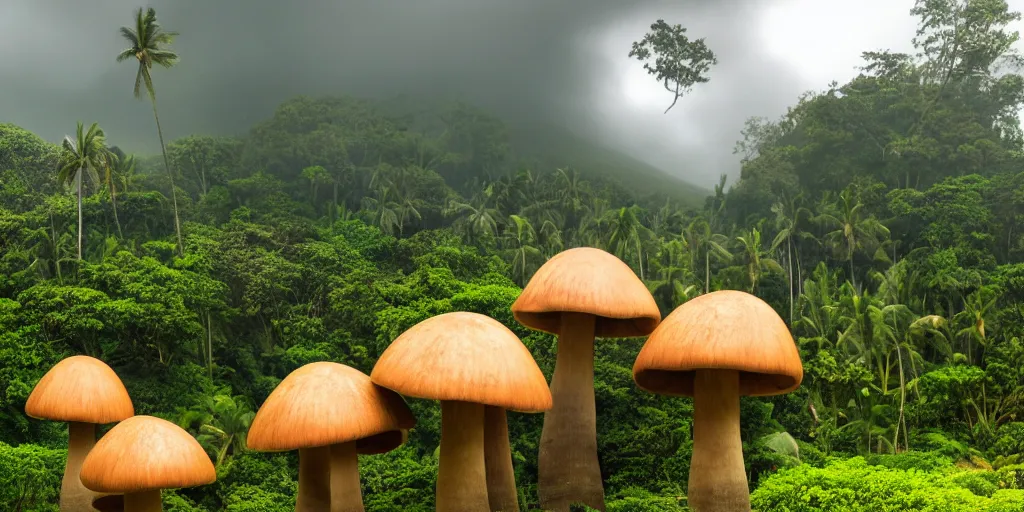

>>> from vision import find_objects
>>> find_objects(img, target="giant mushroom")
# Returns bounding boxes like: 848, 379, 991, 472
246, 362, 416, 512
79, 415, 216, 512
25, 355, 135, 511
511, 247, 660, 511
370, 312, 552, 512
632, 290, 803, 512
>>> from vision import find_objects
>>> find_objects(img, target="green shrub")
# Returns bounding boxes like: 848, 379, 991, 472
750, 457, 1017, 511
865, 450, 953, 472
0, 442, 63, 512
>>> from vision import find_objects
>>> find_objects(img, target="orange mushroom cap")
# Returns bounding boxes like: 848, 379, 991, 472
370, 312, 552, 413
633, 290, 803, 397
80, 415, 215, 493
511, 247, 661, 338
246, 362, 416, 453
25, 355, 134, 424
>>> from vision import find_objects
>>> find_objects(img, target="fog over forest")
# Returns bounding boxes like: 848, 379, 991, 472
0, 0, 975, 187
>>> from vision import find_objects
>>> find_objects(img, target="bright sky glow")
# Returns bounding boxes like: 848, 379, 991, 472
600, 0, 1024, 186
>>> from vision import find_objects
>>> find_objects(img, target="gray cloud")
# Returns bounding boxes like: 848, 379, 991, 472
0, 0, 815, 188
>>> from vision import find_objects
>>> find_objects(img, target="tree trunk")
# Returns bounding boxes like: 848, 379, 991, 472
109, 180, 123, 238
894, 345, 907, 452
537, 313, 604, 512
150, 96, 184, 256
787, 239, 794, 324
76, 169, 84, 261
849, 249, 856, 291
636, 238, 644, 280
333, 181, 340, 228
207, 311, 213, 379
705, 248, 711, 294
50, 213, 62, 283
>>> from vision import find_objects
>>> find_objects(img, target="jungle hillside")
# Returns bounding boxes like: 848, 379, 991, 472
4, 1, 1024, 511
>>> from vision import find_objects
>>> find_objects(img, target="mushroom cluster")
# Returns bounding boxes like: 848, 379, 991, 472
247, 361, 416, 511
25, 247, 802, 512
371, 312, 552, 512
25, 355, 216, 512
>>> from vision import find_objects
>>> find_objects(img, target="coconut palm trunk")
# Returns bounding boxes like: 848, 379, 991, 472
150, 97, 183, 255
76, 169, 84, 260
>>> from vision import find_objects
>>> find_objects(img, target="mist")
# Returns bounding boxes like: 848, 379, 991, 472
2, 0, 856, 188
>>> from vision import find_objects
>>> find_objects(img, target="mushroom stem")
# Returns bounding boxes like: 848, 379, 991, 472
329, 441, 364, 512
297, 446, 331, 511
123, 490, 162, 512
438, 400, 488, 511
63, 421, 99, 511
538, 312, 604, 512
688, 369, 749, 512
484, 406, 519, 512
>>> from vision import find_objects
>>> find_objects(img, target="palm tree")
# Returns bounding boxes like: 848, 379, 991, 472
56, 122, 109, 261
605, 205, 652, 279
816, 191, 890, 290
361, 186, 401, 236
117, 7, 184, 255
682, 217, 731, 293
771, 195, 813, 323
734, 225, 784, 293
445, 194, 500, 245
103, 150, 135, 238
503, 215, 544, 286
954, 287, 998, 365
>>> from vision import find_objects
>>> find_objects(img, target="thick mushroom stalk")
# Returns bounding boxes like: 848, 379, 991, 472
688, 369, 748, 511
123, 491, 162, 512
64, 422, 99, 510
370, 313, 552, 512
330, 441, 364, 512
438, 401, 489, 510
246, 362, 415, 512
484, 406, 519, 512
511, 247, 662, 512
631, 290, 803, 512
538, 312, 603, 511
297, 447, 331, 510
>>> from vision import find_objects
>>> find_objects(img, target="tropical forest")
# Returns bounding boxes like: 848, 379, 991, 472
3, 1, 1024, 511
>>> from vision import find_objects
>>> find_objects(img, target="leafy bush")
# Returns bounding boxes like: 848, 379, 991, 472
0, 442, 63, 512
750, 457, 1023, 511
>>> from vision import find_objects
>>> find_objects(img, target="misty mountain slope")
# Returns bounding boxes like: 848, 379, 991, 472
375, 93, 712, 208
506, 120, 712, 207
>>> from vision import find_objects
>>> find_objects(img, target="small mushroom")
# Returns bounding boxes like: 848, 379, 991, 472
24, 355, 134, 511
370, 312, 552, 512
511, 247, 660, 511
632, 290, 803, 512
79, 415, 216, 512
246, 362, 416, 512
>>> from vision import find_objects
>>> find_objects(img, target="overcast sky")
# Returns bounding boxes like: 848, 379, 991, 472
2, 0, 1023, 188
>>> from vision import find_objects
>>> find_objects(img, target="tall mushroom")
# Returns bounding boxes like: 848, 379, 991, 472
632, 290, 803, 512
511, 247, 660, 511
370, 312, 552, 512
24, 355, 135, 511
246, 362, 416, 512
79, 415, 216, 512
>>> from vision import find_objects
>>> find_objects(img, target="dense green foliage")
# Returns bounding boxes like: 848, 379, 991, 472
5, 1, 1024, 510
